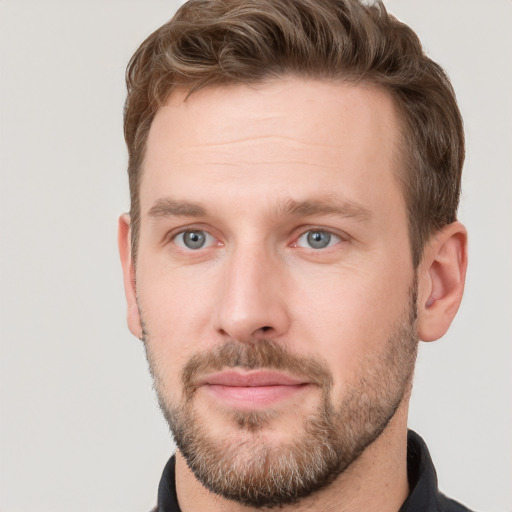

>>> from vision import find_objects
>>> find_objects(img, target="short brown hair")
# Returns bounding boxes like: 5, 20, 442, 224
124, 0, 464, 267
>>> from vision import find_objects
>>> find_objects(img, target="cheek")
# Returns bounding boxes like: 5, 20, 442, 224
137, 251, 216, 329
136, 264, 218, 392
289, 264, 412, 389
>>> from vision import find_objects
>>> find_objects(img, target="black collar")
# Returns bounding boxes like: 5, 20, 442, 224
398, 430, 472, 511
155, 430, 472, 512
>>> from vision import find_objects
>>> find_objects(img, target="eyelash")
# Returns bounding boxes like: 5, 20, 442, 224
168, 226, 348, 252
168, 224, 220, 251
292, 229, 344, 250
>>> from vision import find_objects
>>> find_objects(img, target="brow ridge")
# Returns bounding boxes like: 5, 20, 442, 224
276, 198, 371, 221
146, 196, 371, 222
147, 198, 207, 218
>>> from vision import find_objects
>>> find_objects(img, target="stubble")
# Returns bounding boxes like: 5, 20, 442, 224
141, 284, 418, 508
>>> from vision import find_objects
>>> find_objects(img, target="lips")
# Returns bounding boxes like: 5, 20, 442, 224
199, 370, 307, 387
197, 370, 311, 409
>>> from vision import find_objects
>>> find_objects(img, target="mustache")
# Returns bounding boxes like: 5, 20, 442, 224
182, 339, 333, 396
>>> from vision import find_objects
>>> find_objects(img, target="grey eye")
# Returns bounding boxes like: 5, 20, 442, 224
297, 230, 339, 249
307, 231, 331, 249
175, 230, 211, 250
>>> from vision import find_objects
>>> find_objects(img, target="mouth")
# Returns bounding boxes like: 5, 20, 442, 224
196, 370, 312, 409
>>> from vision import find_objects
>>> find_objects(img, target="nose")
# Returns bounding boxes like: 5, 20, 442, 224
214, 244, 291, 342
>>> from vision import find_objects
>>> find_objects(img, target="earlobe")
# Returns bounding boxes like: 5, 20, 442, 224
118, 214, 143, 339
417, 221, 468, 342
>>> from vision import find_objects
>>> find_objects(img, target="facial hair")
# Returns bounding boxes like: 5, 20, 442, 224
142, 283, 418, 508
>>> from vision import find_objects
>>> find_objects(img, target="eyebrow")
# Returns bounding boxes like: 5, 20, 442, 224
276, 198, 371, 222
147, 196, 371, 222
148, 198, 207, 218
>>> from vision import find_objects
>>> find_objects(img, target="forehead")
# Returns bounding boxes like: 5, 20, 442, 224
141, 79, 403, 217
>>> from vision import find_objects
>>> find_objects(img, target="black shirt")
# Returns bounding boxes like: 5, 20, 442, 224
154, 430, 473, 512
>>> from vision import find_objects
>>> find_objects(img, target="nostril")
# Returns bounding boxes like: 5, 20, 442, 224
261, 326, 272, 332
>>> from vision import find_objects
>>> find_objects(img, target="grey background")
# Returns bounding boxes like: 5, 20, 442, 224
0, 1, 510, 510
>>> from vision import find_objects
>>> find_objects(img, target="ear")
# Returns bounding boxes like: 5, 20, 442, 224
417, 221, 468, 342
118, 214, 143, 339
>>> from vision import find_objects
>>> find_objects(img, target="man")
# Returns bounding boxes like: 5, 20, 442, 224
118, 0, 471, 510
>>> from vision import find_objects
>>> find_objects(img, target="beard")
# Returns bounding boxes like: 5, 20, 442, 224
141, 283, 418, 509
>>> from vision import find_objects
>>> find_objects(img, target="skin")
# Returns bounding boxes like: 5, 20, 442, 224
119, 79, 467, 511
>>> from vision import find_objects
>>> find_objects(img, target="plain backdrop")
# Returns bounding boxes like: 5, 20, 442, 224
1, 1, 511, 511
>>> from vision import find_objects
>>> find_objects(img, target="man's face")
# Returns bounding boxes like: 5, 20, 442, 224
130, 79, 418, 507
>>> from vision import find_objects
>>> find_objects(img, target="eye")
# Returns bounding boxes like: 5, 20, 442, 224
296, 230, 341, 250
174, 230, 215, 250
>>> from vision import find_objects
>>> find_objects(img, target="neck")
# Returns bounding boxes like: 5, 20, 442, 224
175, 400, 410, 512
